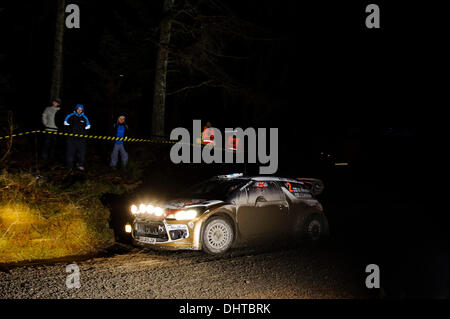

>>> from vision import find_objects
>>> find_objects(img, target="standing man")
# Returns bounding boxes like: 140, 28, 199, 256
202, 121, 215, 145
110, 115, 129, 170
41, 97, 62, 160
64, 104, 91, 171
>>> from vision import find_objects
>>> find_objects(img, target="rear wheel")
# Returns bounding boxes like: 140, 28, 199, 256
202, 216, 234, 255
303, 214, 329, 242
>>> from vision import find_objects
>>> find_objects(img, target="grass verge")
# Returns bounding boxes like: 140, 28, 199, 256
0, 169, 124, 264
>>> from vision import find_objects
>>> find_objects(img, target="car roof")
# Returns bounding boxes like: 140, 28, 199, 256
214, 175, 299, 184
250, 176, 299, 183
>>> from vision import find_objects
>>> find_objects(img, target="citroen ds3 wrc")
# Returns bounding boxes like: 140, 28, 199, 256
125, 173, 329, 255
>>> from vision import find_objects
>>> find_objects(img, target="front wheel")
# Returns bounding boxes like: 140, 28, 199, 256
202, 216, 234, 255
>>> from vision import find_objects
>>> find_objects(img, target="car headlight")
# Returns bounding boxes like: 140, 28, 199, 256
131, 203, 165, 215
167, 209, 198, 221
154, 207, 164, 216
146, 204, 154, 214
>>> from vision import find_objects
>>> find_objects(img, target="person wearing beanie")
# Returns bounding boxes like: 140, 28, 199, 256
63, 104, 91, 170
41, 97, 62, 160
110, 115, 129, 169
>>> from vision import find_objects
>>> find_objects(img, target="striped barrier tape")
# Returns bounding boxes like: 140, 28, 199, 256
0, 130, 176, 144
0, 130, 237, 152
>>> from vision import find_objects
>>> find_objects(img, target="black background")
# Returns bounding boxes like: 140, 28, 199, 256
0, 0, 447, 302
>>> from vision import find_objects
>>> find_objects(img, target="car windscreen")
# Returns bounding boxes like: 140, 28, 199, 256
176, 179, 248, 200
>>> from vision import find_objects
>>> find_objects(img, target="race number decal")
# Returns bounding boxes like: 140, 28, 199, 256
285, 182, 293, 192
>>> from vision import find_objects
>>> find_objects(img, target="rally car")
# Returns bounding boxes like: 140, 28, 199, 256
125, 173, 328, 255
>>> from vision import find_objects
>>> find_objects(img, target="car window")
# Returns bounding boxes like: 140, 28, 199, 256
282, 181, 313, 199
177, 179, 248, 200
248, 181, 282, 202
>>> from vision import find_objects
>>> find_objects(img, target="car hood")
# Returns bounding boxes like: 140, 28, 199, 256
164, 198, 225, 210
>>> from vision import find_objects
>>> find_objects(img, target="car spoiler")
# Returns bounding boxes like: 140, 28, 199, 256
295, 178, 325, 196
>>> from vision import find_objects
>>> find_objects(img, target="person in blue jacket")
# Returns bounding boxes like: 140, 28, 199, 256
64, 104, 91, 170
110, 115, 129, 169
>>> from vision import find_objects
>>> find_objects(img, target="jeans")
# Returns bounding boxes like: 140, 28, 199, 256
66, 137, 86, 168
41, 133, 57, 159
110, 144, 128, 167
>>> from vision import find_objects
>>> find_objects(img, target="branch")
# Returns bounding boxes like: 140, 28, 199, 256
167, 80, 214, 95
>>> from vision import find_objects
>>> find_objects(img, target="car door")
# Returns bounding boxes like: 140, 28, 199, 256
236, 181, 288, 239
280, 181, 319, 232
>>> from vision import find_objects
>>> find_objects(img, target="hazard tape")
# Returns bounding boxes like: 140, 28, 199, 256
0, 130, 40, 140
0, 130, 243, 153
0, 129, 177, 144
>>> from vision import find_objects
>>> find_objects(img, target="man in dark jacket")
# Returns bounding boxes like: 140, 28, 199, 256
64, 104, 91, 170
41, 97, 62, 160
110, 115, 129, 169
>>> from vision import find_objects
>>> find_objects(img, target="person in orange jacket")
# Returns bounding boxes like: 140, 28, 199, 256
202, 121, 215, 144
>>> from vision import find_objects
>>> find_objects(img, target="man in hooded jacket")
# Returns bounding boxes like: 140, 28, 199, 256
64, 104, 91, 170
110, 115, 129, 169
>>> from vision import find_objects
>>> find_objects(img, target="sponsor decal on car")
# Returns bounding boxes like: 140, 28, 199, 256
284, 182, 313, 199
254, 182, 268, 188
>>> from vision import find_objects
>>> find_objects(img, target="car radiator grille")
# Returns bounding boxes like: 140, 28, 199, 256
134, 222, 168, 240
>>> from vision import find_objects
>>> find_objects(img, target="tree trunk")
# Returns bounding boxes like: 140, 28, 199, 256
50, 0, 65, 100
152, 0, 174, 136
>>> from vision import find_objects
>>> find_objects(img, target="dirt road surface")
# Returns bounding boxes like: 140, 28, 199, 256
0, 244, 371, 299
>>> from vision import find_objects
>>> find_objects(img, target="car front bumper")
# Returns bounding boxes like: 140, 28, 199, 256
131, 218, 202, 250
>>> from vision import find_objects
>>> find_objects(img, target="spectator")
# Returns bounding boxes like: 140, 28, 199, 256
41, 97, 62, 160
202, 121, 214, 144
64, 104, 91, 170
110, 115, 129, 170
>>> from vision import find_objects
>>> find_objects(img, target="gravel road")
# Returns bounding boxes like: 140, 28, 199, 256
0, 243, 370, 299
